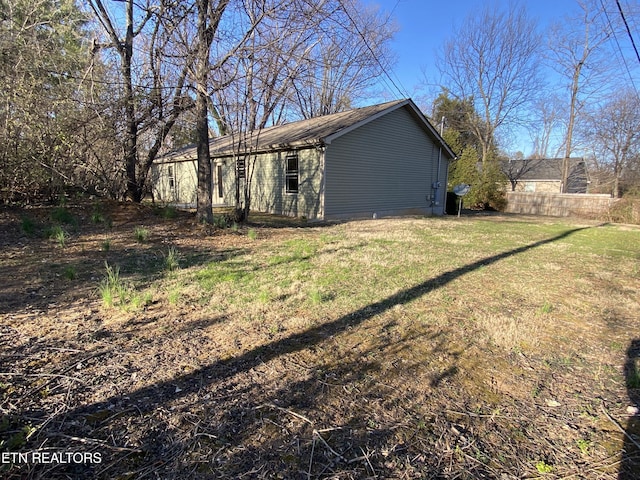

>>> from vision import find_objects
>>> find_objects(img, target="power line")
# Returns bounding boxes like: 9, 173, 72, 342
335, 0, 410, 100
616, 0, 640, 65
600, 0, 640, 99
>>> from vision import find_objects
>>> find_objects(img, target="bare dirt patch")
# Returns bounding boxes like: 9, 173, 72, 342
1, 201, 639, 479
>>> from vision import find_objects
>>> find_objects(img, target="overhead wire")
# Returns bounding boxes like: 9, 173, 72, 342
600, 0, 640, 100
616, 0, 640, 65
334, 0, 410, 100
82, 1, 409, 101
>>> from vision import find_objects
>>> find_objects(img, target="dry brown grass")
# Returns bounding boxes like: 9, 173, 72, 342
1, 202, 639, 479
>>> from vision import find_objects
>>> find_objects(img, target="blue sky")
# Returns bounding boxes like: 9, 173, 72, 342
366, 0, 640, 154
368, 0, 581, 98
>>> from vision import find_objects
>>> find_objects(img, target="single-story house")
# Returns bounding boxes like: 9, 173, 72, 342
152, 98, 456, 220
501, 158, 589, 194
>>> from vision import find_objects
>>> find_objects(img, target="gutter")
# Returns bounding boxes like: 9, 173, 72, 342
431, 117, 446, 213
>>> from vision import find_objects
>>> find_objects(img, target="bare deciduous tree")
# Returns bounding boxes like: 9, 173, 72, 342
290, 0, 397, 119
546, 0, 612, 192
436, 3, 542, 165
89, 0, 143, 201
192, 0, 231, 223
192, 0, 277, 222
88, 0, 196, 202
584, 90, 640, 197
528, 96, 563, 160
210, 0, 318, 220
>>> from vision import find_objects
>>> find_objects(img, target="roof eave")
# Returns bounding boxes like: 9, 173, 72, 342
211, 139, 323, 158
404, 100, 457, 159
322, 98, 457, 159
323, 99, 411, 145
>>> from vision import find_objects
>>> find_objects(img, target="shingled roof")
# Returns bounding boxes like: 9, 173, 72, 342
502, 158, 588, 193
503, 158, 584, 180
159, 99, 456, 162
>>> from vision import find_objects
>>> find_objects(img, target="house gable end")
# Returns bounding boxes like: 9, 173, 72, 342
323, 99, 456, 160
323, 102, 448, 219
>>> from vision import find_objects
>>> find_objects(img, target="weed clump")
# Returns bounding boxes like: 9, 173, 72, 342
212, 209, 245, 229
99, 262, 123, 308
51, 206, 77, 227
63, 265, 76, 280
20, 217, 38, 237
155, 205, 177, 219
48, 225, 68, 248
164, 247, 180, 272
98, 262, 151, 310
134, 226, 149, 243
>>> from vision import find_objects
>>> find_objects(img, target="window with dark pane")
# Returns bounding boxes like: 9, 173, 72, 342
217, 164, 223, 198
168, 165, 175, 190
285, 153, 299, 193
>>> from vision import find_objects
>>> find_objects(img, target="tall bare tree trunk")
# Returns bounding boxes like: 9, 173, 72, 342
194, 0, 230, 223
561, 59, 582, 193
121, 1, 140, 201
195, 84, 213, 223
99, 0, 141, 201
195, 0, 213, 223
548, 1, 612, 193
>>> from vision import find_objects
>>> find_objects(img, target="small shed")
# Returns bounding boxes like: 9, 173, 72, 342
501, 158, 589, 194
152, 98, 456, 220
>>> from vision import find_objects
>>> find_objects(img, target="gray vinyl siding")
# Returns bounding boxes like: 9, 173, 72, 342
153, 102, 450, 219
251, 152, 284, 215
324, 106, 444, 219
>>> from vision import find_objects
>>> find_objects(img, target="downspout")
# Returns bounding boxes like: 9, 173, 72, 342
432, 116, 445, 214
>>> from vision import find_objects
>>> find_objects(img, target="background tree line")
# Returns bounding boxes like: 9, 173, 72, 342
1, 0, 638, 216
0, 0, 394, 219
430, 0, 640, 208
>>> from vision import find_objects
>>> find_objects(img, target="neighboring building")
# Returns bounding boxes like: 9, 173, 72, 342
501, 158, 589, 194
152, 98, 456, 220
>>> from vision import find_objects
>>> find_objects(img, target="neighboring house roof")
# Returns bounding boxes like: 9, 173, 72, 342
503, 158, 582, 180
502, 158, 588, 193
158, 98, 456, 163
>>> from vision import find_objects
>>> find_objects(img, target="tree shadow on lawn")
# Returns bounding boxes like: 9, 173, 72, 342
7, 225, 596, 479
0, 235, 247, 317
175, 335, 461, 480
35, 327, 460, 479
0, 201, 259, 316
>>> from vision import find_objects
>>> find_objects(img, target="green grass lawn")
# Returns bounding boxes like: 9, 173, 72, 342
2, 205, 639, 479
